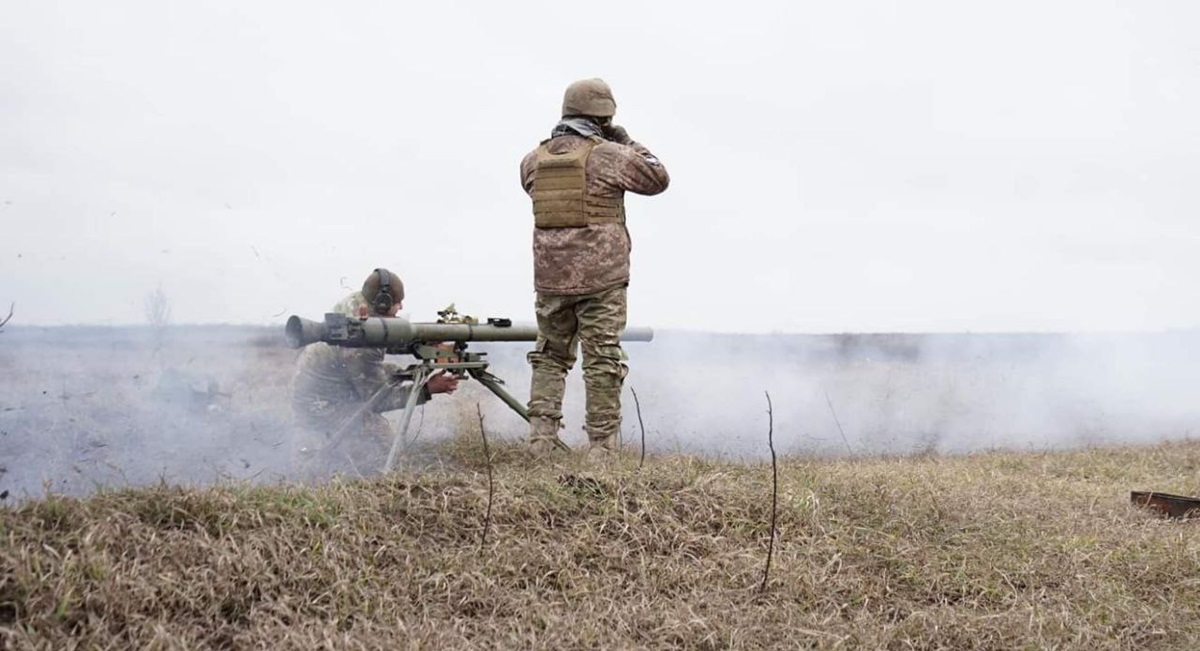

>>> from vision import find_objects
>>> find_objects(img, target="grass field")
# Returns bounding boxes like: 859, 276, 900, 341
3, 437, 1199, 650
3, 325, 1199, 648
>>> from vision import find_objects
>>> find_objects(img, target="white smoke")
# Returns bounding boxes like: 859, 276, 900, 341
2, 325, 1198, 502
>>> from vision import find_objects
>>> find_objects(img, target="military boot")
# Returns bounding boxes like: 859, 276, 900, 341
584, 430, 621, 461
529, 416, 568, 459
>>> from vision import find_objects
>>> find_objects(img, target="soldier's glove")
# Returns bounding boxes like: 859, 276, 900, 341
603, 124, 634, 145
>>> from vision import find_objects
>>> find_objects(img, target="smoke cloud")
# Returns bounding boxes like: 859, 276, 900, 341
3, 325, 1198, 503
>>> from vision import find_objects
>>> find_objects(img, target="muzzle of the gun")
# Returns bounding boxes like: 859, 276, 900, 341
285, 315, 331, 349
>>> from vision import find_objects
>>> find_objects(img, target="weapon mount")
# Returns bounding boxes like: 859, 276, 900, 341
286, 311, 653, 471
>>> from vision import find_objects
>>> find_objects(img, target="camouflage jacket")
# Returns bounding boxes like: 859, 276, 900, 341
520, 133, 670, 296
290, 292, 428, 428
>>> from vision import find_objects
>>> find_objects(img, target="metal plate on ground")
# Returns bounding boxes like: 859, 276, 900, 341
1131, 491, 1200, 519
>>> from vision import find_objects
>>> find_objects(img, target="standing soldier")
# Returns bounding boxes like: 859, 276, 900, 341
520, 78, 670, 457
290, 268, 459, 476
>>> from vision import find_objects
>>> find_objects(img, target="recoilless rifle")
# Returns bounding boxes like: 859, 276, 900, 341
285, 305, 653, 471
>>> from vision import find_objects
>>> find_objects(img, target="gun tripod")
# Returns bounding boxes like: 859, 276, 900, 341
381, 350, 529, 472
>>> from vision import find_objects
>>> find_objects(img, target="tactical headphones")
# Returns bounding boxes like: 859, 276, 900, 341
372, 268, 395, 314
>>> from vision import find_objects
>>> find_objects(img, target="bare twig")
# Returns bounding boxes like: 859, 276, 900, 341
477, 403, 494, 556
760, 391, 778, 594
823, 389, 854, 455
0, 302, 13, 331
631, 387, 647, 469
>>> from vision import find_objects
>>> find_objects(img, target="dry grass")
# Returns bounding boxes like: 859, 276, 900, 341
4, 438, 1200, 650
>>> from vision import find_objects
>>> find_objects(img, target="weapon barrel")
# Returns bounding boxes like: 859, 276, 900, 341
286, 314, 653, 349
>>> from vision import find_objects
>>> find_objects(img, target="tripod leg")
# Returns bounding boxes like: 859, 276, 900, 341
384, 366, 430, 472
469, 369, 530, 423
323, 379, 398, 456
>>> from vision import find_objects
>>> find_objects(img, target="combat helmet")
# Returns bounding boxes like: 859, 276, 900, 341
562, 78, 617, 118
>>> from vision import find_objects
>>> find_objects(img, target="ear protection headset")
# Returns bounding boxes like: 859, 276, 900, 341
372, 268, 395, 314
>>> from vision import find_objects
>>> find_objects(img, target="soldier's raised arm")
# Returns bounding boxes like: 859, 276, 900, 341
599, 140, 670, 196
520, 149, 539, 195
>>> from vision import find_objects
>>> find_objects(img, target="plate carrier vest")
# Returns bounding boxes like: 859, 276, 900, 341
532, 137, 626, 229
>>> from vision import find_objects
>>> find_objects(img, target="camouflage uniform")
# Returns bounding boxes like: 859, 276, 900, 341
520, 121, 669, 451
290, 292, 428, 474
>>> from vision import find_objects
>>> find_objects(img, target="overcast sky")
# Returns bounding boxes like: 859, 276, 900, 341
2, 1, 1198, 333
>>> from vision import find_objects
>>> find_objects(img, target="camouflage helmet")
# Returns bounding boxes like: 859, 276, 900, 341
362, 268, 405, 314
562, 78, 616, 118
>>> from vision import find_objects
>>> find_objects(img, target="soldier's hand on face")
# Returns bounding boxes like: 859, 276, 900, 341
426, 369, 460, 395
603, 124, 634, 145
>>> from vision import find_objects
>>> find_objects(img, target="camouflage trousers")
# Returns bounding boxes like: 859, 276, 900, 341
527, 285, 628, 448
